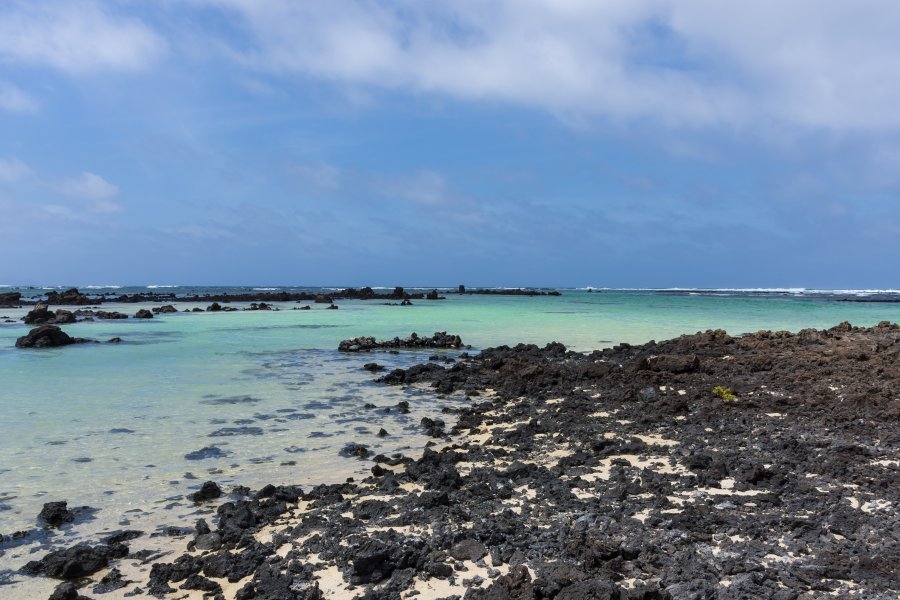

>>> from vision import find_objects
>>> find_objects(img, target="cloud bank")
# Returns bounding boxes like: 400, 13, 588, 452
197, 0, 900, 132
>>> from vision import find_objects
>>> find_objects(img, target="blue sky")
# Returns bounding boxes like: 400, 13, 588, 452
2, 1, 900, 287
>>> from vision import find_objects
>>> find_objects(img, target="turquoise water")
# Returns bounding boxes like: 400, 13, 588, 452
1, 288, 899, 536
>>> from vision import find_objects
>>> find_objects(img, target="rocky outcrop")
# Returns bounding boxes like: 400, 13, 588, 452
22, 542, 128, 579
152, 305, 177, 314
134, 309, 153, 319
15, 325, 91, 348
0, 291, 21, 307
45, 288, 92, 305
338, 332, 464, 352
22, 303, 75, 325
458, 287, 562, 296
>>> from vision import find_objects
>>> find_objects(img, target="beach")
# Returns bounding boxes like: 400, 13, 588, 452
1, 288, 899, 598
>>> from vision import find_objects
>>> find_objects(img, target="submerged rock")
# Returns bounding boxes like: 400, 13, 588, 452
339, 443, 371, 459
95, 310, 128, 319
184, 446, 228, 460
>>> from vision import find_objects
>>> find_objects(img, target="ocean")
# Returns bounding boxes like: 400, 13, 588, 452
1, 286, 898, 560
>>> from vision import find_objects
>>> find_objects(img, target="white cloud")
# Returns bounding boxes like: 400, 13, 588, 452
379, 170, 450, 206
0, 82, 39, 113
0, 157, 32, 183
0, 1, 166, 73
57, 171, 122, 212
167, 224, 237, 240
196, 0, 900, 132
292, 162, 343, 192
58, 171, 119, 200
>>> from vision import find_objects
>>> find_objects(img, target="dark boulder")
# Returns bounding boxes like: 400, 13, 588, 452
22, 542, 127, 579
207, 302, 222, 312
52, 310, 76, 324
0, 291, 21, 307
38, 501, 75, 528
45, 288, 91, 305
47, 582, 91, 600
22, 303, 52, 324
134, 309, 153, 319
193, 532, 222, 552
450, 539, 487, 561
92, 567, 130, 594
189, 481, 223, 503
347, 534, 424, 585
23, 304, 77, 325
152, 305, 177, 314
16, 325, 90, 349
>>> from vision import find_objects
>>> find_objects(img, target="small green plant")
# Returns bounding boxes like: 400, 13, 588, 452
712, 386, 737, 401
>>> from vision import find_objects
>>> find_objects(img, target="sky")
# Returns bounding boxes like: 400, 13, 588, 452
2, 0, 900, 288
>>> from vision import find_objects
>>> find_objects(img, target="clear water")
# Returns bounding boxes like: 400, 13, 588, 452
1, 287, 898, 537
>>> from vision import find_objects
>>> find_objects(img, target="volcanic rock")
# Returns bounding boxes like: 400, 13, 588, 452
38, 501, 76, 528
22, 542, 128, 579
188, 481, 223, 503
15, 325, 90, 348
45, 288, 92, 305
339, 331, 463, 352
0, 291, 20, 307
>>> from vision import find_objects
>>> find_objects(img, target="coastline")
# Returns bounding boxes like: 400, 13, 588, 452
5, 322, 899, 599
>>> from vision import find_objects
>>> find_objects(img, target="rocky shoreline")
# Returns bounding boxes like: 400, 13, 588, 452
6, 322, 900, 599
5, 287, 562, 307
